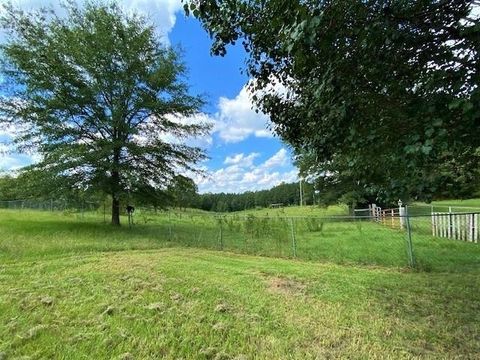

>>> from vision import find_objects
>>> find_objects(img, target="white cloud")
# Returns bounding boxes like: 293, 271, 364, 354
210, 76, 295, 143
197, 148, 298, 193
261, 148, 288, 169
471, 3, 480, 19
0, 125, 19, 139
130, 79, 286, 147
121, 0, 182, 40
0, 115, 39, 171
130, 80, 282, 148
224, 152, 259, 166
0, 152, 37, 171
214, 85, 274, 143
242, 168, 297, 186
0, 121, 32, 140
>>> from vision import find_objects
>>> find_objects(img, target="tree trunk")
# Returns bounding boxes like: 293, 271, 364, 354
111, 132, 121, 226
112, 196, 120, 226
111, 160, 121, 226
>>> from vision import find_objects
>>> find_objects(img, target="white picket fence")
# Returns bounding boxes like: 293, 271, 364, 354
432, 212, 479, 243
357, 203, 480, 243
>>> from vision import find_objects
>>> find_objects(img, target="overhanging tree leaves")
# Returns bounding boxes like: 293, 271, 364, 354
189, 0, 480, 205
0, 1, 210, 225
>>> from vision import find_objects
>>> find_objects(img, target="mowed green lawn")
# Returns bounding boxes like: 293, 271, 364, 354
430, 198, 480, 208
0, 210, 479, 359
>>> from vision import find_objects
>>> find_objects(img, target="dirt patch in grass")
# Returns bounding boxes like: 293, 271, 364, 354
266, 276, 306, 296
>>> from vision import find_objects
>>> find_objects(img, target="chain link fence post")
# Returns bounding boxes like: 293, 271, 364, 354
290, 217, 297, 258
405, 206, 416, 268
168, 211, 172, 241
219, 217, 224, 251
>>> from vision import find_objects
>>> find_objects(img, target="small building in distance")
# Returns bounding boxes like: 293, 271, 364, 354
269, 203, 284, 208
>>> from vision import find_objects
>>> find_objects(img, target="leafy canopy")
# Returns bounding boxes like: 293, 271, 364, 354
189, 0, 480, 205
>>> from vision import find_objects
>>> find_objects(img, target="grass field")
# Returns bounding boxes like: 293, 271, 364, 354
410, 198, 480, 215
234, 204, 349, 217
430, 198, 480, 208
1, 210, 479, 359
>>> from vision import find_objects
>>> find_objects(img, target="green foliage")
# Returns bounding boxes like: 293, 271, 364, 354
303, 217, 324, 233
167, 175, 198, 209
0, 1, 209, 225
0, 169, 104, 205
189, 0, 480, 204
0, 174, 21, 200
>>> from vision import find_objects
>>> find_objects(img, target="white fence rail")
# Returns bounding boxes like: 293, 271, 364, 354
369, 203, 405, 230
432, 212, 479, 243
354, 203, 405, 230
366, 204, 480, 243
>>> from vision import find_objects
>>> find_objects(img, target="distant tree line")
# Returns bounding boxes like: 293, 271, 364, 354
2, 168, 480, 212
192, 182, 316, 212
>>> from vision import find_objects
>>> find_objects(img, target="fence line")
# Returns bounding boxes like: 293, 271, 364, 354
0, 199, 100, 211
357, 202, 480, 244
355, 203, 406, 230
432, 212, 479, 243
0, 201, 479, 271
150, 211, 479, 271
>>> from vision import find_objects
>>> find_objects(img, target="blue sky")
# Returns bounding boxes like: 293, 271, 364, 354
0, 0, 298, 193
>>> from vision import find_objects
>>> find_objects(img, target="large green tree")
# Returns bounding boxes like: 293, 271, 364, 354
0, 1, 209, 225
189, 0, 480, 205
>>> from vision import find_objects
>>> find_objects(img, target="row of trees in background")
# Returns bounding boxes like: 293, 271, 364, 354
4, 163, 479, 212
194, 181, 315, 212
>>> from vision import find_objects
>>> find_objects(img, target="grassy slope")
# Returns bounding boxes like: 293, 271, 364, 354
430, 198, 480, 207
410, 199, 480, 215
233, 204, 349, 217
0, 210, 479, 359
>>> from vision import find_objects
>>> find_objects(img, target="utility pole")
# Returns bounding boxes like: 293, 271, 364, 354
299, 178, 303, 207
314, 190, 320, 206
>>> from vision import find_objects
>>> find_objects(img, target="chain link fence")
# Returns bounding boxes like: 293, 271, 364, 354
0, 199, 104, 221
1, 200, 479, 272
0, 199, 100, 211
130, 210, 480, 272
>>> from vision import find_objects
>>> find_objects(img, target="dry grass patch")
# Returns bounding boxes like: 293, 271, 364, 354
266, 276, 307, 296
